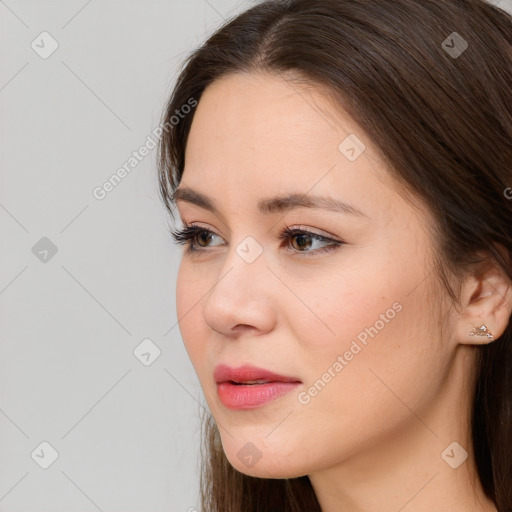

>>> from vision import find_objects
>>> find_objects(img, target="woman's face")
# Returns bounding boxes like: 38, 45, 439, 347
173, 72, 460, 479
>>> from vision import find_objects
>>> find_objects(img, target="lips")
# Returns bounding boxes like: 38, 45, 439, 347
214, 364, 302, 409
214, 364, 301, 385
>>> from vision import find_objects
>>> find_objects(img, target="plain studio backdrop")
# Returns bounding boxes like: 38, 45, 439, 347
0, 0, 511, 511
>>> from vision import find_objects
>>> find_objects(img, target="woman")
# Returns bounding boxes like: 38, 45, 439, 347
157, 0, 512, 510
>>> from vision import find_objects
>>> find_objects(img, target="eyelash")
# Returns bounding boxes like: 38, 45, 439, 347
169, 223, 344, 257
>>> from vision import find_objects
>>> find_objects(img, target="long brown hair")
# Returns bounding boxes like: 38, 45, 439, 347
157, 1, 512, 510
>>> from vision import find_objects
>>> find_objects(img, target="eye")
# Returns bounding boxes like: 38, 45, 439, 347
279, 226, 343, 255
169, 223, 344, 256
170, 224, 223, 249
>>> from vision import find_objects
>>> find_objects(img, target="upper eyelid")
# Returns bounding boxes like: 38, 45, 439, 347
176, 210, 343, 237
182, 223, 340, 242
175, 208, 341, 240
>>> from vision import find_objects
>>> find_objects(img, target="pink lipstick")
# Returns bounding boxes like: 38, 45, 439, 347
214, 364, 301, 410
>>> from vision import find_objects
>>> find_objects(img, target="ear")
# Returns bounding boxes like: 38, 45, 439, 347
455, 248, 512, 346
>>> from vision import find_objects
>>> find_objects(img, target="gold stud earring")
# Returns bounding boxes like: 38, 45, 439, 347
469, 324, 494, 341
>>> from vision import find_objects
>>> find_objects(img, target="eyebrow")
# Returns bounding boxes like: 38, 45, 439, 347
172, 186, 369, 218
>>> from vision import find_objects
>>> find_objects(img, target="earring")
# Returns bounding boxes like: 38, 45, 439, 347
469, 324, 494, 341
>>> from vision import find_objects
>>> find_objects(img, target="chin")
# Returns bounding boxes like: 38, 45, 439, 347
221, 437, 311, 479
228, 456, 308, 479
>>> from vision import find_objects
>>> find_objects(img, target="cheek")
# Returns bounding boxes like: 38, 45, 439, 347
294, 238, 434, 362
302, 296, 440, 425
175, 263, 210, 374
292, 262, 442, 422
290, 261, 398, 356
176, 258, 211, 325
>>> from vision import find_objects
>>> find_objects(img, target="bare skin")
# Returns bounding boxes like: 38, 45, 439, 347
173, 71, 511, 512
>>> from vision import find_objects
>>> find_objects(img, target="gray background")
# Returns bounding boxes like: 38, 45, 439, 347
1, 0, 511, 511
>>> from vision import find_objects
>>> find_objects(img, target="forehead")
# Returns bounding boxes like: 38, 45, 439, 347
181, 72, 427, 229
186, 72, 361, 163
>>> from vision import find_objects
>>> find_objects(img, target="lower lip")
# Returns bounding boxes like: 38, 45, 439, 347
217, 381, 301, 409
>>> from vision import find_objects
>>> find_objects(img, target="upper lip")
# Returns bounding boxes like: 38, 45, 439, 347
214, 364, 301, 384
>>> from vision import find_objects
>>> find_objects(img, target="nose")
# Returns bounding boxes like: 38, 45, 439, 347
202, 239, 277, 338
